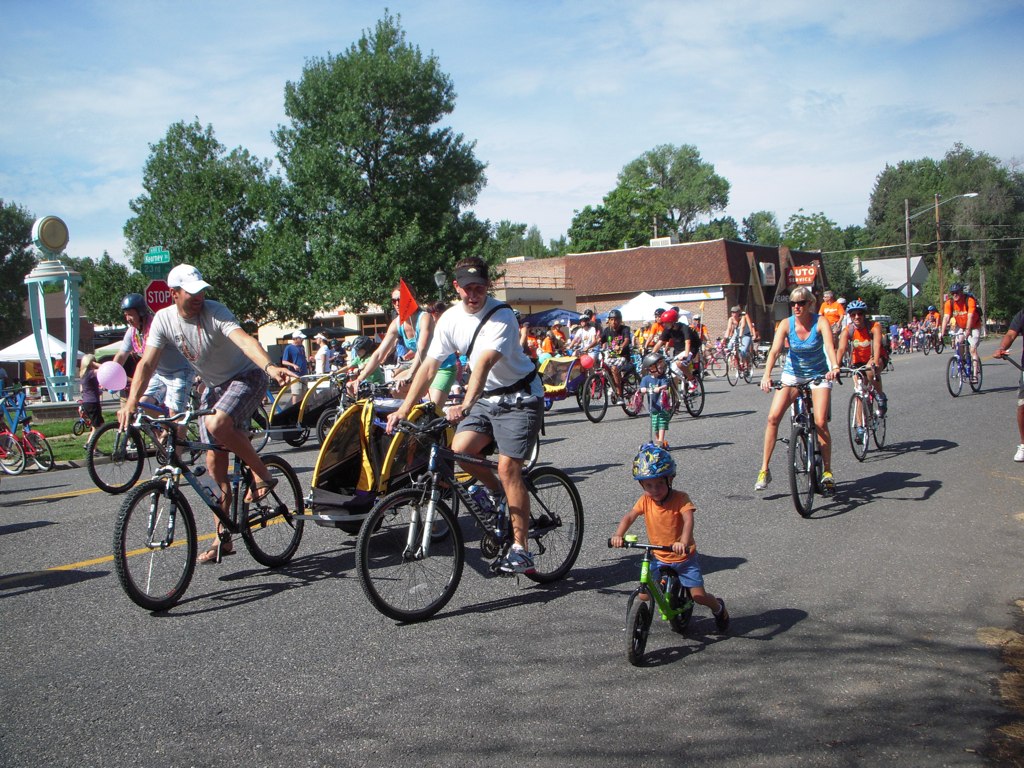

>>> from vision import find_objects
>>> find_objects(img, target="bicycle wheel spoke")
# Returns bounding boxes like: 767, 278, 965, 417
239, 455, 305, 567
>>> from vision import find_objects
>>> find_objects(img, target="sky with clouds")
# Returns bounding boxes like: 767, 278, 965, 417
2, 0, 1022, 263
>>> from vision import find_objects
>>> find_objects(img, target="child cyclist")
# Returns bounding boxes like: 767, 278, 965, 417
639, 353, 673, 449
611, 443, 730, 632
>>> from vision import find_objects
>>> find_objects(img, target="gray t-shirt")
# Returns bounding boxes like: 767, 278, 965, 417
147, 301, 257, 386
119, 320, 192, 377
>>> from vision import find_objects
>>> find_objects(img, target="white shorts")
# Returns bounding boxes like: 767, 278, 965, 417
143, 371, 192, 413
779, 372, 832, 390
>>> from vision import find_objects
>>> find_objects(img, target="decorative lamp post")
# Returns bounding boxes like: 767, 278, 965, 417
24, 216, 81, 402
433, 269, 447, 302
903, 192, 978, 323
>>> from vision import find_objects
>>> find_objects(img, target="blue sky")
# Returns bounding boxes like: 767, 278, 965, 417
2, 0, 1022, 262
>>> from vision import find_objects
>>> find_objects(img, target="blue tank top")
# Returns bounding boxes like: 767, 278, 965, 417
401, 310, 455, 370
783, 315, 828, 379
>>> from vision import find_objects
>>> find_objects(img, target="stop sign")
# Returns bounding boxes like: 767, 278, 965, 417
145, 279, 173, 312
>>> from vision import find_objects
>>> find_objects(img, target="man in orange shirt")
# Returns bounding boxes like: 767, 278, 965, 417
940, 282, 981, 381
819, 290, 846, 340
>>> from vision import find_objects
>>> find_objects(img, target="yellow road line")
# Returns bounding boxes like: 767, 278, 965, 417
48, 532, 220, 571
26, 487, 104, 501
991, 470, 1024, 487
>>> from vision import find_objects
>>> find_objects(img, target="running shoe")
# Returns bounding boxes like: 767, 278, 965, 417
714, 598, 730, 632
754, 469, 771, 491
821, 471, 836, 493
1015, 444, 1024, 463
855, 427, 866, 442
498, 546, 535, 574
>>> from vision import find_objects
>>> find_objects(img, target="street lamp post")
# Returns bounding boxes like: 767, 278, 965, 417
433, 269, 447, 302
903, 192, 978, 323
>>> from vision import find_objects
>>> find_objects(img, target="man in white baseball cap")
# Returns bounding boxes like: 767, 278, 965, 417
118, 263, 297, 564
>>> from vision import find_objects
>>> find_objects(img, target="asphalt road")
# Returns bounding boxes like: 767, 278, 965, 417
2, 350, 1023, 767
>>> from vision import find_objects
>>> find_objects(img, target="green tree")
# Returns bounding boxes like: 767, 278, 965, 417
274, 12, 488, 310
781, 210, 846, 252
124, 119, 288, 328
741, 211, 781, 245
64, 252, 147, 326
691, 216, 739, 241
0, 200, 37, 346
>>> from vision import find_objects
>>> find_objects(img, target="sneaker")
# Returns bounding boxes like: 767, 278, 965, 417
754, 469, 771, 491
855, 427, 866, 442
714, 598, 730, 632
821, 471, 836, 493
1015, 444, 1024, 463
498, 546, 535, 574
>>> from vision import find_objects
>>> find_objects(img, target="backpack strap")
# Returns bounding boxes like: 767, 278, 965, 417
465, 303, 514, 360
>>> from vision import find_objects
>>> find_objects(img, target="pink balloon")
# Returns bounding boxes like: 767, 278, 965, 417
97, 361, 127, 391
579, 354, 594, 370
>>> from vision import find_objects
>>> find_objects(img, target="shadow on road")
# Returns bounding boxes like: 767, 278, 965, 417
0, 568, 108, 597
0, 520, 57, 536
810, 471, 941, 519
872, 437, 958, 456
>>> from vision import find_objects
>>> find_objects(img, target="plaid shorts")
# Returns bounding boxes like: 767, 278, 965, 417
199, 367, 268, 442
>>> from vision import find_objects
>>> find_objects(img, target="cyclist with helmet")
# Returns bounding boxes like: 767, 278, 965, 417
941, 283, 981, 380
600, 309, 632, 399
566, 312, 599, 355
643, 307, 668, 351
651, 308, 700, 391
113, 292, 194, 421
610, 443, 730, 631
723, 305, 757, 364
836, 300, 888, 426
342, 336, 385, 385
640, 352, 673, 449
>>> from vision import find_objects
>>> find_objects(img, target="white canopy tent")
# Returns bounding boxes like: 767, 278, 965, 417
615, 292, 692, 326
0, 333, 84, 363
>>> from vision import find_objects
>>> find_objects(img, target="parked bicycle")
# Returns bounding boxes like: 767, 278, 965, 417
773, 379, 836, 517
113, 406, 304, 611
946, 329, 982, 397
72, 400, 95, 436
1, 388, 54, 472
355, 416, 583, 622
842, 366, 887, 461
609, 535, 694, 666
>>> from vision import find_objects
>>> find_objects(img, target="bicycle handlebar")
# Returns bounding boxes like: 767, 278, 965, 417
607, 538, 674, 552
134, 406, 217, 428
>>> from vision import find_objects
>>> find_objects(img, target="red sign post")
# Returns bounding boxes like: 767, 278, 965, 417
145, 279, 173, 312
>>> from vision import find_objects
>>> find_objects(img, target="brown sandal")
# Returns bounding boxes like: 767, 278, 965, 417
244, 477, 279, 503
198, 533, 235, 564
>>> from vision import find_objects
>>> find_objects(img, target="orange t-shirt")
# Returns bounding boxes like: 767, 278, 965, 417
631, 489, 696, 564
847, 322, 879, 365
925, 311, 941, 326
943, 296, 977, 329
820, 301, 845, 327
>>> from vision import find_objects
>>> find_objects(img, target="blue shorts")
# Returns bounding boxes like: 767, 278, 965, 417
143, 370, 192, 413
653, 554, 704, 589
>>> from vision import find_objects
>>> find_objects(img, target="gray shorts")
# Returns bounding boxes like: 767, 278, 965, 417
456, 395, 543, 461
199, 368, 268, 441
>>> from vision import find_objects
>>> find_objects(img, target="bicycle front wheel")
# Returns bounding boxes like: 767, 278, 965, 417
683, 376, 705, 417
523, 466, 584, 583
113, 480, 197, 611
582, 373, 608, 423
72, 420, 86, 437
707, 354, 724, 378
872, 412, 887, 449
249, 404, 270, 452
626, 598, 653, 666
946, 358, 963, 397
788, 425, 815, 518
0, 432, 26, 475
970, 359, 983, 392
87, 423, 145, 493
26, 432, 54, 471
239, 454, 305, 567
356, 489, 464, 622
620, 371, 643, 418
726, 356, 739, 386
847, 394, 869, 462
316, 407, 337, 446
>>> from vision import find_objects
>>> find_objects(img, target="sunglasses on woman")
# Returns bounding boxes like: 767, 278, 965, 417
790, 300, 809, 307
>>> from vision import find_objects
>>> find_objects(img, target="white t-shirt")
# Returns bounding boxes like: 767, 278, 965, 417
571, 325, 598, 349
147, 301, 257, 386
428, 297, 542, 396
314, 345, 334, 375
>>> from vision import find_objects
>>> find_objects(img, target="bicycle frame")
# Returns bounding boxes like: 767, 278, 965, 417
623, 540, 692, 624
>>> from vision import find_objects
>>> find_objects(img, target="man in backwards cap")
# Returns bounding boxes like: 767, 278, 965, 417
387, 256, 543, 574
118, 264, 296, 564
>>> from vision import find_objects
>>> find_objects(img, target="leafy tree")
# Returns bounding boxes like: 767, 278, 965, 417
566, 204, 618, 252
124, 119, 288, 329
691, 216, 739, 242
274, 12, 488, 310
878, 292, 907, 322
741, 211, 781, 245
0, 200, 37, 346
64, 252, 147, 326
781, 210, 846, 252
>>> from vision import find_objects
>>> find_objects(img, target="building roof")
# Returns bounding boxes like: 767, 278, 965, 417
856, 257, 929, 295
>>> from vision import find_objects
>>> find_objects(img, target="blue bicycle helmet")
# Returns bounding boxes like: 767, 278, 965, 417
120, 293, 147, 313
949, 282, 964, 294
927, 305, 936, 312
633, 443, 676, 481
847, 299, 868, 312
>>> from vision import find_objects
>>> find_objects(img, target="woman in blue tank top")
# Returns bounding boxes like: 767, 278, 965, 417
753, 286, 841, 494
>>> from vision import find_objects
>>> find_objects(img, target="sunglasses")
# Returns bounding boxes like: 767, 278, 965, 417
790, 300, 810, 307
849, 311, 866, 317
390, 297, 401, 303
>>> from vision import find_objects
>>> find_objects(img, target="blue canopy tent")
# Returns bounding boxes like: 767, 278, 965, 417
523, 308, 582, 327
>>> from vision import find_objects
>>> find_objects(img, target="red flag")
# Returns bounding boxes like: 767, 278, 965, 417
397, 278, 419, 323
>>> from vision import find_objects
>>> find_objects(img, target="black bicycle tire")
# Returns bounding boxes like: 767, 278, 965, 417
356, 489, 464, 622
282, 424, 308, 447
872, 412, 887, 449
525, 433, 541, 473
72, 420, 86, 437
620, 371, 642, 418
847, 393, 868, 462
626, 598, 652, 666
946, 358, 962, 397
0, 432, 26, 475
26, 431, 54, 471
249, 404, 270, 452
316, 407, 338, 446
113, 480, 197, 611
683, 376, 705, 417
970, 359, 983, 392
522, 466, 584, 584
788, 424, 815, 518
87, 422, 146, 494
669, 588, 694, 634
726, 356, 739, 386
239, 454, 305, 567
582, 372, 608, 423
